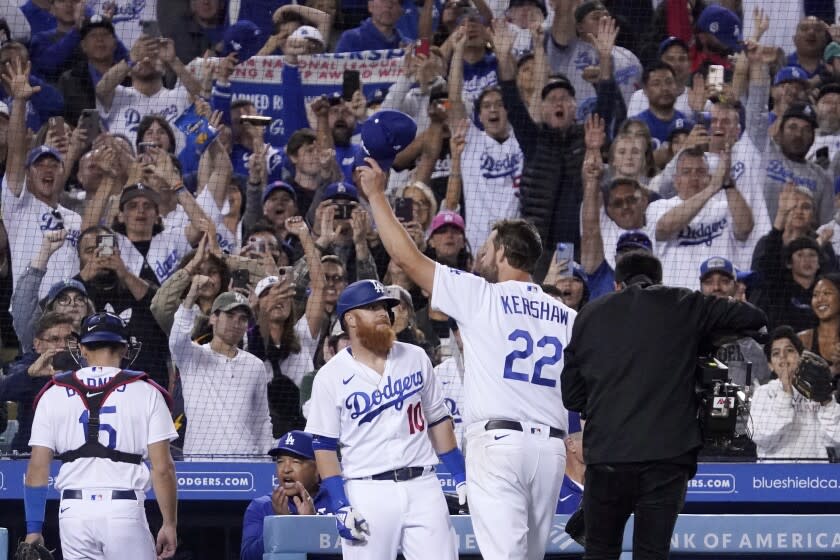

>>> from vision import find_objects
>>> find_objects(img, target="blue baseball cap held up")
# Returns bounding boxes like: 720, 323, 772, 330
354, 110, 417, 171
222, 20, 264, 64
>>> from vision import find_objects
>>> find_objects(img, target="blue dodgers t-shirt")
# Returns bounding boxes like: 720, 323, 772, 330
231, 143, 287, 185
632, 109, 691, 148
336, 18, 405, 53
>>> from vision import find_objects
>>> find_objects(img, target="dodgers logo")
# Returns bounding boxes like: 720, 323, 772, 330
480, 151, 521, 180
109, 0, 147, 23
345, 371, 424, 424
444, 398, 462, 423
677, 217, 728, 247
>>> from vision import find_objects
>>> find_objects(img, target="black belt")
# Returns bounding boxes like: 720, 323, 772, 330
369, 466, 431, 481
485, 420, 566, 439
62, 490, 138, 500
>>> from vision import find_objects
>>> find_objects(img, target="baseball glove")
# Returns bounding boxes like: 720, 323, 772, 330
793, 351, 835, 403
14, 541, 53, 560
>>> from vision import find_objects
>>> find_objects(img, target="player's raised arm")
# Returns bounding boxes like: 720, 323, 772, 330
357, 158, 437, 295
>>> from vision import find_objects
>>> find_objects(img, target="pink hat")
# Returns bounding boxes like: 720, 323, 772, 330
429, 210, 465, 236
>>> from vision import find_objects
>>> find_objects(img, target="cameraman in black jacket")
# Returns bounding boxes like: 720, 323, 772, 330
561, 251, 767, 560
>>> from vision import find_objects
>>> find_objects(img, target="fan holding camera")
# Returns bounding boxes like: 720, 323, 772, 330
0, 312, 78, 453
310, 182, 380, 284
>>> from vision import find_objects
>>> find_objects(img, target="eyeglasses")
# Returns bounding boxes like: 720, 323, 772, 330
38, 335, 76, 345
56, 295, 87, 307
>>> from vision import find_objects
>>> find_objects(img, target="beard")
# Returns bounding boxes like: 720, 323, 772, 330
475, 259, 499, 283
356, 321, 396, 355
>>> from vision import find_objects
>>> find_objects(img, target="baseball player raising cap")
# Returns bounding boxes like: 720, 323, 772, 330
356, 133, 576, 558
305, 279, 465, 558
24, 311, 179, 559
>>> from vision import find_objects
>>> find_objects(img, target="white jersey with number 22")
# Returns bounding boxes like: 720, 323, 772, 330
431, 264, 575, 430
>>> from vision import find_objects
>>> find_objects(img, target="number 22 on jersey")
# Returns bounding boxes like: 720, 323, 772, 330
503, 329, 563, 387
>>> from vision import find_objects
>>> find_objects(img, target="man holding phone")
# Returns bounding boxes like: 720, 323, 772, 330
73, 224, 172, 387
0, 312, 77, 453
95, 32, 203, 148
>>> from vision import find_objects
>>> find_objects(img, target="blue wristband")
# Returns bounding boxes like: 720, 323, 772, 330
24, 485, 48, 534
321, 475, 349, 511
438, 447, 466, 484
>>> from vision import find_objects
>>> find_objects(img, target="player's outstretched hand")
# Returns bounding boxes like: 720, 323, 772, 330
335, 505, 370, 542
356, 158, 387, 200
156, 524, 177, 559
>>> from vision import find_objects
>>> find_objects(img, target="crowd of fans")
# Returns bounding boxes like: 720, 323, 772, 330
0, 0, 839, 463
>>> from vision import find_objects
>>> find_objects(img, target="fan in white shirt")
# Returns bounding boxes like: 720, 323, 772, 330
647, 146, 754, 289
170, 289, 274, 460
445, 63, 523, 252
2, 61, 81, 300
95, 35, 204, 150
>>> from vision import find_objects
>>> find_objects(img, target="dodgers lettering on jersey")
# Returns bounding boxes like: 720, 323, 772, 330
345, 370, 424, 423
305, 342, 450, 478
431, 265, 575, 430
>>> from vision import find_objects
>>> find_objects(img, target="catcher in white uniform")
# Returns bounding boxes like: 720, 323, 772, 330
358, 158, 576, 560
24, 312, 179, 559
305, 279, 466, 559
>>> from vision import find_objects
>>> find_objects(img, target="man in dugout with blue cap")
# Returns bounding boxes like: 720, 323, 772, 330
240, 430, 330, 560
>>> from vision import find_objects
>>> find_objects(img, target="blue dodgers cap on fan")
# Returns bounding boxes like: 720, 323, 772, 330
658, 36, 689, 58
699, 256, 735, 281
262, 181, 297, 203
45, 279, 87, 307
26, 145, 62, 167
773, 66, 809, 87
355, 110, 417, 171
323, 181, 359, 202
696, 5, 742, 52
615, 231, 652, 254
222, 20, 263, 63
268, 430, 315, 460
79, 312, 129, 345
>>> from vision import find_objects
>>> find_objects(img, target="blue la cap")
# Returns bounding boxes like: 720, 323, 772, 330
615, 231, 652, 254
773, 66, 809, 87
46, 279, 87, 307
268, 430, 315, 460
263, 181, 297, 204
699, 256, 735, 281
356, 110, 417, 171
696, 5, 742, 52
26, 145, 63, 168
323, 181, 359, 202
658, 36, 689, 58
222, 20, 263, 64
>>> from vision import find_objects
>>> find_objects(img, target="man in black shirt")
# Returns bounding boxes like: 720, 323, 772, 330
74, 225, 170, 387
561, 251, 766, 559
